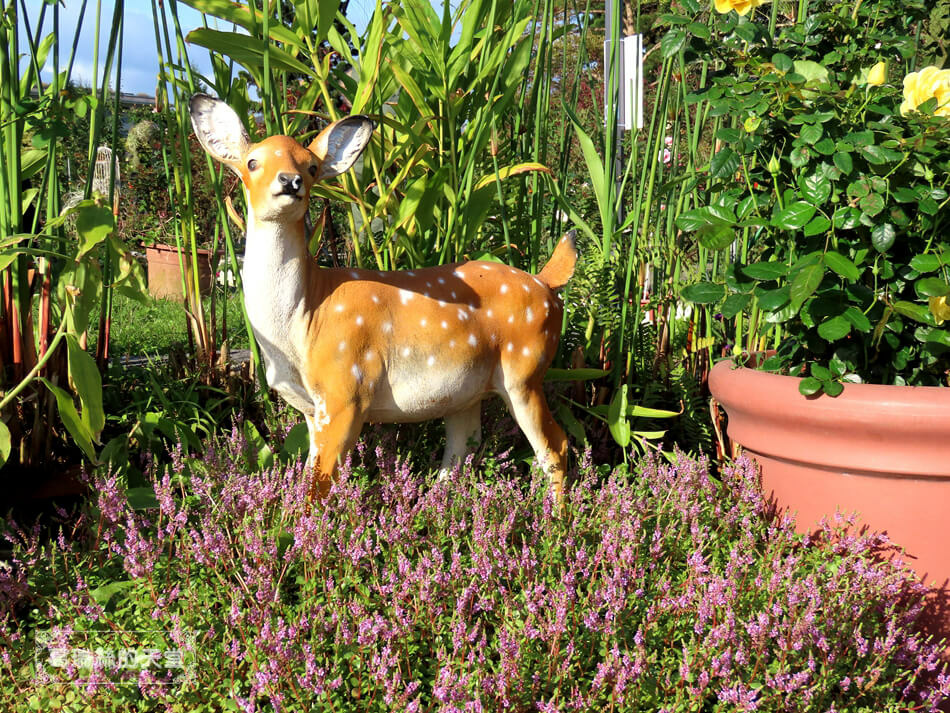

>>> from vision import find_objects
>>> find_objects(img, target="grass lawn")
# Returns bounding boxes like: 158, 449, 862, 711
87, 287, 250, 357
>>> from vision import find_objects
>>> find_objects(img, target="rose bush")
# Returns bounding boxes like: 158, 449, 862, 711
670, 0, 949, 392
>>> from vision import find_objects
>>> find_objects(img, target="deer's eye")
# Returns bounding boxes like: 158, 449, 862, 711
247, 158, 259, 171
308, 164, 318, 177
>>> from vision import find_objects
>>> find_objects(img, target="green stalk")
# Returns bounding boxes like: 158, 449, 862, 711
528, 0, 554, 270
155, 0, 266, 383
0, 321, 68, 413
97, 3, 124, 367
83, 0, 104, 200
797, 0, 809, 25
549, 0, 592, 243
260, 0, 276, 134
1, 0, 26, 383
601, 0, 621, 260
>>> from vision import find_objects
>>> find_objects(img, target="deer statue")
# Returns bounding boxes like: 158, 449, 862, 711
189, 94, 578, 501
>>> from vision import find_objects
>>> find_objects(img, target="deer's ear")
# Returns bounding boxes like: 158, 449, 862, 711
189, 93, 250, 171
307, 116, 374, 181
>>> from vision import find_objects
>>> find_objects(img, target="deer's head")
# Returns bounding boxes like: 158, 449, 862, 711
189, 94, 374, 223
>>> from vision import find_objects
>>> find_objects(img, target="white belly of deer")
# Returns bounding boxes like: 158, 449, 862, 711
367, 353, 494, 423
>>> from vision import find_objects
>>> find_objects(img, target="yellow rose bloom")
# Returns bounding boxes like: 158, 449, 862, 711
900, 65, 950, 117
714, 0, 770, 16
930, 295, 950, 325
867, 61, 886, 87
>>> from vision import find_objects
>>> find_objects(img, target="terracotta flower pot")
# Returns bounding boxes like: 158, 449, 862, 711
145, 243, 216, 301
709, 358, 950, 644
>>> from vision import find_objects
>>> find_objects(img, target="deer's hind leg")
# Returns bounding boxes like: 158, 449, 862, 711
503, 379, 568, 502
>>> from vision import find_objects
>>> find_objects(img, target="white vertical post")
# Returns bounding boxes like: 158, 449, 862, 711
603, 31, 644, 130
622, 34, 644, 131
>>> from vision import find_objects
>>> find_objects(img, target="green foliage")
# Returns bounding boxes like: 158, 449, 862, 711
87, 288, 250, 357
920, 0, 950, 68
673, 0, 949, 390
182, 0, 561, 270
0, 3, 151, 474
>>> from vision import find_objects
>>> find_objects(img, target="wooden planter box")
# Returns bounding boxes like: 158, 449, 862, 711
145, 243, 215, 301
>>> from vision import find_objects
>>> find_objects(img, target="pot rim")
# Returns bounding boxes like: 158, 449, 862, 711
709, 357, 950, 478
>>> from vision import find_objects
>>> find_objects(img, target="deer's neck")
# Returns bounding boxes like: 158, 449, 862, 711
242, 204, 321, 410
243, 199, 321, 315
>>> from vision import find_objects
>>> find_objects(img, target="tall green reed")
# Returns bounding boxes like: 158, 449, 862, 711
149, 0, 265, 381
0, 0, 146, 471
172, 0, 582, 381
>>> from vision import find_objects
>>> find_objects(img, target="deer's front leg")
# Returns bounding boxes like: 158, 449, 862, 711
305, 398, 365, 501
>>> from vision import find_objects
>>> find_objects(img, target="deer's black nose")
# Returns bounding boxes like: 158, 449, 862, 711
277, 172, 303, 192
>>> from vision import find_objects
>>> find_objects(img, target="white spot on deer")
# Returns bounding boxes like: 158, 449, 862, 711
399, 289, 413, 304
522, 283, 530, 292
522, 346, 531, 357
420, 318, 428, 327
355, 315, 364, 326
426, 281, 432, 288
507, 342, 514, 352
507, 315, 514, 324
382, 322, 393, 334
526, 307, 534, 323
437, 277, 445, 285
533, 277, 543, 287
451, 291, 457, 299
312, 395, 330, 432
351, 364, 363, 383
407, 270, 416, 277
402, 347, 411, 357
457, 309, 469, 321
438, 300, 446, 307
365, 349, 375, 361
334, 304, 345, 313
486, 309, 493, 318
441, 320, 449, 329
449, 339, 456, 348
338, 340, 347, 352
372, 295, 380, 304
427, 355, 436, 367
468, 334, 477, 347
500, 284, 509, 294
350, 270, 360, 279
274, 149, 283, 157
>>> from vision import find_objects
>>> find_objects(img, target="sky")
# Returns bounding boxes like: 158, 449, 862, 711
18, 0, 382, 97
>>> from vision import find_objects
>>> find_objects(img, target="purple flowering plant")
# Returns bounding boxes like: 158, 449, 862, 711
1, 423, 948, 711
